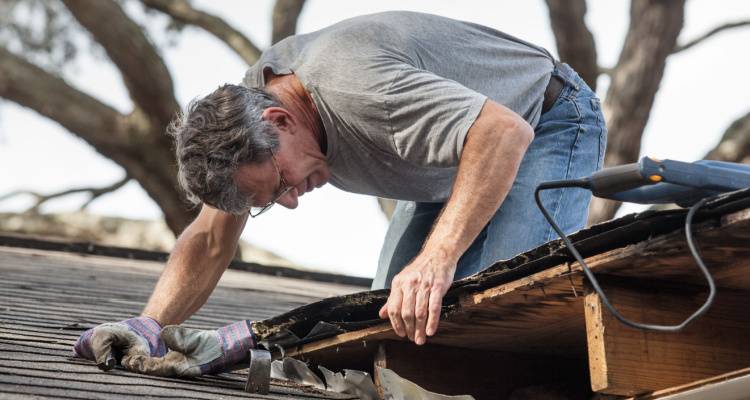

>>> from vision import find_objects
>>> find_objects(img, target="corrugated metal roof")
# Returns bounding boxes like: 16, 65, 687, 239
0, 244, 362, 399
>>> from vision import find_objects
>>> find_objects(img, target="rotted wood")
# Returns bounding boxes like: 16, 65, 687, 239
575, 208, 750, 290
287, 208, 750, 375
263, 194, 750, 351
584, 277, 750, 396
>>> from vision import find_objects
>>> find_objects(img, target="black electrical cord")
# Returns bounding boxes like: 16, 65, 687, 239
534, 180, 716, 332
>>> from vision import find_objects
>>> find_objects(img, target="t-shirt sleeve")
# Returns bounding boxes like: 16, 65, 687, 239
385, 66, 487, 167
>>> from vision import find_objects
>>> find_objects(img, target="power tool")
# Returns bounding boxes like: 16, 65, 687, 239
535, 157, 750, 332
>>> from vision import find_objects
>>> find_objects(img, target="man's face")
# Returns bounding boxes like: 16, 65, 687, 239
233, 122, 330, 211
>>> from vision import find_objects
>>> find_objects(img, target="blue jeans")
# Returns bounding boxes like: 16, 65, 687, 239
372, 63, 607, 289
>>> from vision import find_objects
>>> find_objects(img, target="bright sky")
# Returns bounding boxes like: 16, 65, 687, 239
0, 1, 748, 277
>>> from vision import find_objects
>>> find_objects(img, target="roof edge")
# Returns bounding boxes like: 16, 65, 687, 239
0, 232, 372, 287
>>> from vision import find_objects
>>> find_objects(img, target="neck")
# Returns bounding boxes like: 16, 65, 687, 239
266, 74, 326, 153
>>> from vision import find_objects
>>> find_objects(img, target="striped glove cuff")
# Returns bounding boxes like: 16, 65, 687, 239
123, 316, 167, 357
216, 319, 256, 366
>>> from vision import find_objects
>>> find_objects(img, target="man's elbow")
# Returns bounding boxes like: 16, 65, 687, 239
466, 100, 535, 156
495, 111, 534, 152
483, 101, 534, 145
510, 116, 534, 147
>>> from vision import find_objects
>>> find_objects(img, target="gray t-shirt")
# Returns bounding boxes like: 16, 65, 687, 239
243, 11, 554, 202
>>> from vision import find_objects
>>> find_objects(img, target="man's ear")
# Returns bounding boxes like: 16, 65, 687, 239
262, 107, 296, 132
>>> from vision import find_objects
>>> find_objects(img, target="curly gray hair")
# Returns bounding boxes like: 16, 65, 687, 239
167, 84, 281, 214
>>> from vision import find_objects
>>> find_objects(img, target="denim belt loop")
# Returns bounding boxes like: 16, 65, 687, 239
554, 60, 580, 92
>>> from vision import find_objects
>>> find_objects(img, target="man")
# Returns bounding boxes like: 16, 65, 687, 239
74, 11, 606, 377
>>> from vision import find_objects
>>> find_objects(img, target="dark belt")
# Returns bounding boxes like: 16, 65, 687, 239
542, 73, 565, 114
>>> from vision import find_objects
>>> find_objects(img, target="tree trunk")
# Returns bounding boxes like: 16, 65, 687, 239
545, 0, 598, 90
587, 0, 686, 225
0, 46, 196, 234
63, 0, 179, 129
272, 0, 306, 44
1, 0, 313, 236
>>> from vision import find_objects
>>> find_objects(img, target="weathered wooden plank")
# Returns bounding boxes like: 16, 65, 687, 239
287, 323, 393, 358
290, 210, 750, 361
286, 207, 750, 400
288, 262, 589, 360
584, 279, 750, 396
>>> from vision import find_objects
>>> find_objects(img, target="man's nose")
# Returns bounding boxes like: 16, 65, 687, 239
275, 188, 299, 209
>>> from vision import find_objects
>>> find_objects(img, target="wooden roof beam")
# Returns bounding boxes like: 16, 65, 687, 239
584, 277, 750, 396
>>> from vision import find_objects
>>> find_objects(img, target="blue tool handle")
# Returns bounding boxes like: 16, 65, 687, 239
656, 159, 750, 191
595, 158, 750, 205
607, 183, 719, 205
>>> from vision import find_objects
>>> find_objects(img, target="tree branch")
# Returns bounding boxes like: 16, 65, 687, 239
0, 174, 130, 213
272, 0, 306, 44
0, 45, 130, 149
588, 0, 687, 224
673, 20, 750, 54
140, 0, 262, 65
544, 0, 598, 90
0, 45, 194, 234
62, 0, 179, 128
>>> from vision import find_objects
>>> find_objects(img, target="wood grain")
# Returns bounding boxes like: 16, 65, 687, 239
289, 208, 750, 398
585, 280, 750, 396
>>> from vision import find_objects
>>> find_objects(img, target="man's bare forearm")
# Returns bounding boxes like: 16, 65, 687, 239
142, 206, 248, 326
380, 99, 535, 344
422, 100, 535, 263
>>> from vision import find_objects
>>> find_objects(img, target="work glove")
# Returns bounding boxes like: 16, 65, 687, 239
123, 319, 256, 377
73, 316, 166, 370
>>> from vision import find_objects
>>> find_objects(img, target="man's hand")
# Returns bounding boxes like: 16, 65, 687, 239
378, 100, 534, 345
73, 316, 166, 370
378, 252, 456, 345
123, 320, 255, 377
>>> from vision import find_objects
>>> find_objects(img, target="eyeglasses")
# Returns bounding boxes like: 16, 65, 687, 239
249, 154, 292, 218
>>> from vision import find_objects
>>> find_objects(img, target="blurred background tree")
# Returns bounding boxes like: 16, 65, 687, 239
544, 0, 749, 223
0, 0, 306, 235
0, 0, 747, 258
